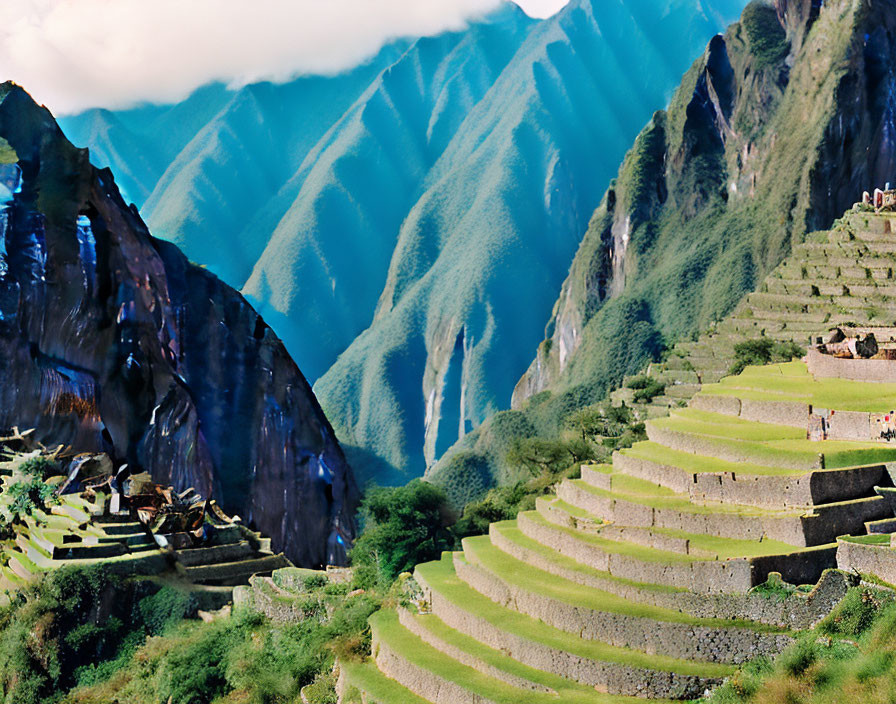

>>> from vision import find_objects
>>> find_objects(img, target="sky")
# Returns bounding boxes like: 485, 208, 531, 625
0, 0, 569, 115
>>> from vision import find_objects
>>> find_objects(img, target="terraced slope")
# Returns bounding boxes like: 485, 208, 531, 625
625, 211, 896, 415
341, 359, 896, 701
0, 465, 291, 599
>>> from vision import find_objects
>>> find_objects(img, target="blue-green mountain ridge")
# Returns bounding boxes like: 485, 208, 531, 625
60, 0, 747, 485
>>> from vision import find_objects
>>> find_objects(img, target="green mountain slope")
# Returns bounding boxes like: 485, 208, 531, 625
59, 0, 745, 486
430, 0, 896, 495
313, 0, 746, 484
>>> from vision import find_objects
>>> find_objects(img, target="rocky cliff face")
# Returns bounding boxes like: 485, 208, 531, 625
0, 83, 357, 567
513, 0, 896, 406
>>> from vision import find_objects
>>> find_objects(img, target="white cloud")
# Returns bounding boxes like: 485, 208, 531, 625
0, 0, 569, 115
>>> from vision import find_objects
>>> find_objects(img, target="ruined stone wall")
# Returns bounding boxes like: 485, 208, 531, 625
807, 348, 896, 383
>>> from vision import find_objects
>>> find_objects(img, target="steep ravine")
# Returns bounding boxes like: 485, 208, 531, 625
0, 83, 357, 568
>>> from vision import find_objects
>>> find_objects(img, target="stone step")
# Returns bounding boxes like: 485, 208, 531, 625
644, 410, 896, 472
487, 521, 848, 629
412, 555, 731, 698
559, 472, 889, 548
525, 506, 835, 593
370, 608, 661, 704
182, 553, 291, 586
612, 443, 889, 510
455, 538, 792, 666
95, 520, 145, 535
175, 540, 255, 567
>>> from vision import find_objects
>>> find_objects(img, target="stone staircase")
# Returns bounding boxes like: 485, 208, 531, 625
339, 359, 896, 702
0, 478, 290, 598
618, 210, 896, 417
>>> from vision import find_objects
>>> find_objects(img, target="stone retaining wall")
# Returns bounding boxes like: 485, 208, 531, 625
520, 511, 755, 593
836, 539, 896, 585
372, 629, 497, 704
489, 525, 851, 628
411, 573, 721, 699
454, 552, 792, 665
807, 348, 896, 383
556, 479, 809, 545
580, 465, 612, 490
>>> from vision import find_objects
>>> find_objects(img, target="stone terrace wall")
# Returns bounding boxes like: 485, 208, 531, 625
836, 539, 896, 585
453, 553, 793, 665
808, 348, 896, 383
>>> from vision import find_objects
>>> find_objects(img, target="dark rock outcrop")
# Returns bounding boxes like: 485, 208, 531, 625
0, 83, 357, 567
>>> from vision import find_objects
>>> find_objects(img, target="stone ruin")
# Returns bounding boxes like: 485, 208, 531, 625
862, 183, 896, 212
0, 428, 291, 597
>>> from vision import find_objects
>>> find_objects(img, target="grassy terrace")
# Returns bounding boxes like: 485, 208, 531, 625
661, 408, 806, 441
490, 520, 684, 593
406, 609, 665, 699
528, 507, 800, 560
648, 411, 896, 469
414, 554, 733, 678
339, 660, 431, 704
701, 361, 896, 412
460, 536, 786, 634
546, 497, 597, 520
567, 475, 800, 517
370, 609, 671, 704
839, 534, 891, 546
621, 441, 806, 477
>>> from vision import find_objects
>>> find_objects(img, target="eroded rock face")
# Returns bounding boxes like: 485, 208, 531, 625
0, 84, 357, 567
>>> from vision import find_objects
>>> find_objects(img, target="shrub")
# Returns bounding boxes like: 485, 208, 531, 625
19, 456, 61, 480
730, 338, 804, 375
741, 0, 790, 68
350, 480, 456, 589
6, 477, 59, 523
819, 588, 896, 639
779, 637, 819, 677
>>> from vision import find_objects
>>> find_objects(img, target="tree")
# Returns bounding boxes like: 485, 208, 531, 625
506, 437, 597, 478
564, 406, 607, 442
350, 480, 456, 588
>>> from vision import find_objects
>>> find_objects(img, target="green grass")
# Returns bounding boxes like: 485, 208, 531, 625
490, 520, 684, 594
568, 477, 798, 518
545, 497, 596, 520
415, 554, 732, 678
622, 441, 807, 477
338, 660, 431, 704
460, 536, 787, 633
528, 507, 801, 560
370, 609, 666, 704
